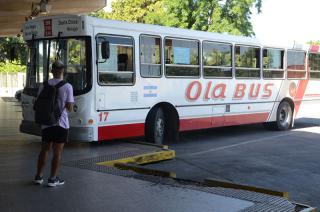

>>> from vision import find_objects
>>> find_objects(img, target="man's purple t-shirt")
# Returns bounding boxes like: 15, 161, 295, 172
40, 78, 74, 129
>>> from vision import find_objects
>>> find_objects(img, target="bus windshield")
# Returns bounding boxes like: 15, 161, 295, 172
25, 36, 91, 96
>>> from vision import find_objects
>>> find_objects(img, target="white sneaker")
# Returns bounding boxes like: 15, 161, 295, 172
47, 177, 65, 187
33, 176, 44, 185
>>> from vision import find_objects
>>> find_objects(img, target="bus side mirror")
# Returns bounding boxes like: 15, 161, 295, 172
101, 41, 110, 60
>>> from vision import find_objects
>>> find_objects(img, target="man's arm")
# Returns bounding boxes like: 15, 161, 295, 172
65, 102, 73, 112
65, 84, 74, 112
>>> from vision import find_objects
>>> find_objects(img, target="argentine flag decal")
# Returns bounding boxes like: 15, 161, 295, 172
144, 85, 158, 97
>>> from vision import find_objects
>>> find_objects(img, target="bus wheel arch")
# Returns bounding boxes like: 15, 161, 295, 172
145, 102, 179, 144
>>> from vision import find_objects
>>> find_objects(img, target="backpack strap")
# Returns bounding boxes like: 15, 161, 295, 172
43, 81, 49, 87
55, 80, 66, 89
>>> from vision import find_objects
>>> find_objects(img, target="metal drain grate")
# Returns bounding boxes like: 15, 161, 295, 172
63, 150, 295, 211
63, 149, 150, 177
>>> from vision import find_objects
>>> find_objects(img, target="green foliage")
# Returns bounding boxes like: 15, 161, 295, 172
0, 37, 27, 64
90, 0, 262, 36
307, 40, 320, 45
0, 61, 26, 73
0, 36, 27, 73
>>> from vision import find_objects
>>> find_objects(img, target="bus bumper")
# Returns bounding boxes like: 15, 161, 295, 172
19, 120, 95, 142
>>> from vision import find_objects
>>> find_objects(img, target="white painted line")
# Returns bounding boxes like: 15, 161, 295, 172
183, 131, 298, 157
293, 126, 320, 134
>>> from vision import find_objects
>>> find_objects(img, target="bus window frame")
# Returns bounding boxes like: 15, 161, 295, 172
262, 47, 285, 80
234, 44, 262, 80
202, 40, 233, 79
308, 51, 320, 80
286, 49, 307, 80
23, 35, 93, 97
96, 33, 136, 86
164, 36, 201, 79
139, 34, 163, 79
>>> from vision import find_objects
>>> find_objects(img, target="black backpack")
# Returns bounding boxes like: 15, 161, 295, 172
34, 80, 66, 125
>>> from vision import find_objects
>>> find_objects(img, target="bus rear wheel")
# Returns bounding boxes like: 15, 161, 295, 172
264, 101, 293, 131
146, 107, 165, 145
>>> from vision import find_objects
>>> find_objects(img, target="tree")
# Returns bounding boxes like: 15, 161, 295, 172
307, 40, 320, 45
0, 37, 27, 64
0, 37, 27, 73
91, 0, 262, 36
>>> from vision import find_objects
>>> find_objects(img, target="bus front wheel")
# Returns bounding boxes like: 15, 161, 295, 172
146, 107, 165, 145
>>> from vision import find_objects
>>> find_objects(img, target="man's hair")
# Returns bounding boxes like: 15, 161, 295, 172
52, 60, 65, 72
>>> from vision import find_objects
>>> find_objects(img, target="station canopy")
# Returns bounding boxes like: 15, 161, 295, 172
0, 0, 106, 37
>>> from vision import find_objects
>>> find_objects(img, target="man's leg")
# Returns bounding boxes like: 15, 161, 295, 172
36, 142, 52, 178
50, 142, 65, 179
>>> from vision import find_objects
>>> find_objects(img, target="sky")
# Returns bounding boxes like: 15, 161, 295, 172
251, 0, 320, 47
105, 0, 320, 48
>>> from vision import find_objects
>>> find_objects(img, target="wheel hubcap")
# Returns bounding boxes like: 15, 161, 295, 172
156, 118, 164, 138
279, 105, 290, 126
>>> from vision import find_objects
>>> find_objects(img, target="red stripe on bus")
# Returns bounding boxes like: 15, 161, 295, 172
180, 112, 269, 131
98, 123, 145, 141
294, 80, 309, 115
180, 116, 213, 131
304, 94, 320, 97
99, 112, 269, 140
224, 112, 269, 126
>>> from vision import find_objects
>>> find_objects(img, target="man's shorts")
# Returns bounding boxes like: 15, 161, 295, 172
42, 126, 69, 143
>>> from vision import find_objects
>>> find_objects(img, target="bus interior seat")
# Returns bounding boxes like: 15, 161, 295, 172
118, 54, 128, 71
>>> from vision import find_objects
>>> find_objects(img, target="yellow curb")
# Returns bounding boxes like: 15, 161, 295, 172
97, 150, 175, 167
204, 178, 289, 199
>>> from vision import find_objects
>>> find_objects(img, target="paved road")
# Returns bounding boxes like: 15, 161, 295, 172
147, 119, 320, 208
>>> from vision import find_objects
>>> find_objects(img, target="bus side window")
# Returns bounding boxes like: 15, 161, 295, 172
97, 35, 134, 85
263, 48, 284, 79
203, 41, 232, 78
287, 50, 306, 79
164, 38, 200, 77
140, 35, 162, 78
308, 53, 320, 79
235, 45, 261, 78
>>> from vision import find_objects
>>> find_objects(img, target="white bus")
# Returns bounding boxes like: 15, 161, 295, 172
20, 14, 320, 144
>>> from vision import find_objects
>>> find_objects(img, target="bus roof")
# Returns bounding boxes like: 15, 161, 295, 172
85, 15, 261, 46
23, 14, 306, 50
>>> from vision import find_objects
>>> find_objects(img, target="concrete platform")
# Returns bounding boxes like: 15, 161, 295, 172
0, 98, 298, 211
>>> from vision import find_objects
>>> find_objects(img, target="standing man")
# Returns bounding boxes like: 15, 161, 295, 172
33, 60, 74, 187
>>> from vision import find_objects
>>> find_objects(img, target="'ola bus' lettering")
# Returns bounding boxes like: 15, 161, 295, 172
185, 81, 274, 101
233, 84, 246, 99
249, 83, 261, 99
212, 83, 226, 99
186, 81, 202, 101
204, 81, 212, 101
262, 83, 273, 98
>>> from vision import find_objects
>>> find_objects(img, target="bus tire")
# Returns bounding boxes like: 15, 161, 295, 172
276, 101, 293, 130
145, 107, 165, 145
264, 101, 293, 131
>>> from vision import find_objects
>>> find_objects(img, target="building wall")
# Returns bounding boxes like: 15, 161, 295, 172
0, 72, 26, 97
